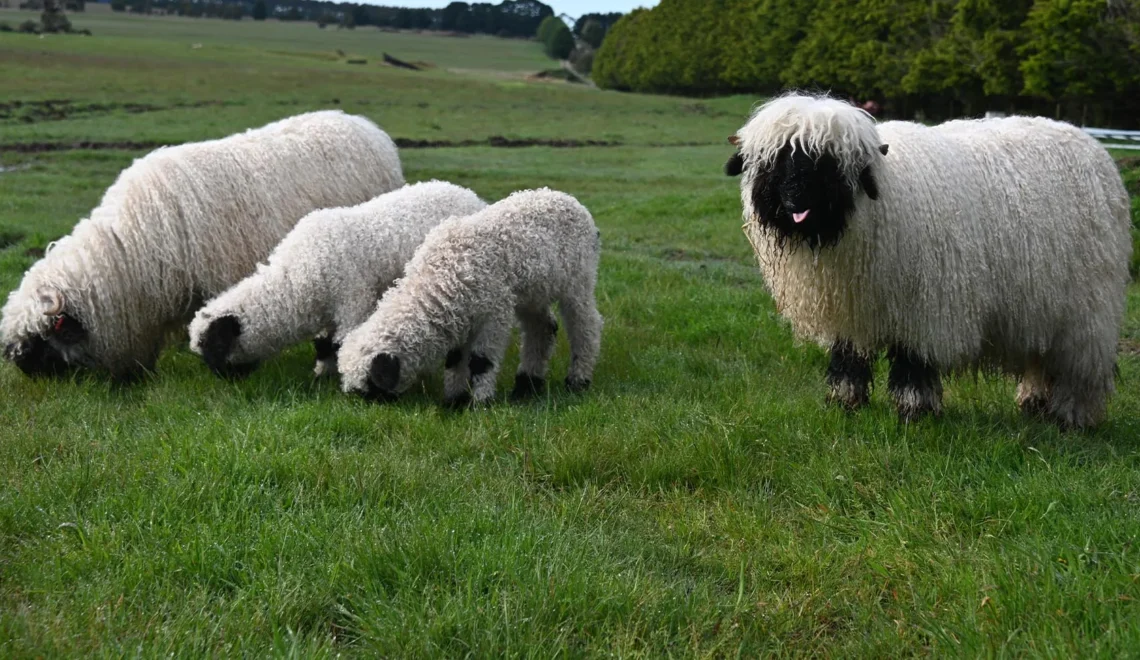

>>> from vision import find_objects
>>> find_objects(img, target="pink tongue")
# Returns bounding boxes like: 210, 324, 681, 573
792, 209, 811, 224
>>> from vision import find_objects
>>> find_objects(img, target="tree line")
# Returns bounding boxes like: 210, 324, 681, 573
112, 0, 555, 36
593, 0, 1140, 128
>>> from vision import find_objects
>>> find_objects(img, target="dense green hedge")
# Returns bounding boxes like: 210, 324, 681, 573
594, 0, 1140, 127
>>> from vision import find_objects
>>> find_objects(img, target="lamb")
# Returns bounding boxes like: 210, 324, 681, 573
1, 110, 404, 380
725, 93, 1133, 429
187, 180, 487, 379
337, 188, 603, 407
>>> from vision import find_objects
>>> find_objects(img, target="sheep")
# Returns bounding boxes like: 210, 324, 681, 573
725, 93, 1133, 429
187, 180, 487, 379
337, 188, 603, 407
1, 110, 404, 380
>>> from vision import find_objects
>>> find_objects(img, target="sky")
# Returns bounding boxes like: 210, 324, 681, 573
368, 1, 660, 16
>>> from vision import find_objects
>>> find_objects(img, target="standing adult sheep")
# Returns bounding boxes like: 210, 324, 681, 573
188, 181, 487, 379
2, 110, 404, 380
726, 93, 1132, 429
338, 188, 603, 407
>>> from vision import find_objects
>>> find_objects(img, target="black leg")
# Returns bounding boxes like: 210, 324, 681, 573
887, 345, 943, 422
826, 340, 873, 410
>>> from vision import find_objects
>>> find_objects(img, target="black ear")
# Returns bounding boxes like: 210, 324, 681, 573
52, 313, 87, 345
859, 165, 880, 201
879, 144, 889, 156
725, 151, 745, 177
200, 315, 242, 373
369, 353, 401, 393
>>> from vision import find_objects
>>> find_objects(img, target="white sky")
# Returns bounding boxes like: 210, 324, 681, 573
362, 1, 660, 17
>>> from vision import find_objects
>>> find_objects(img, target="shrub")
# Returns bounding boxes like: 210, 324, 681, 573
252, 0, 266, 20
536, 15, 560, 43
18, 19, 40, 33
0, 22, 12, 32
579, 18, 605, 48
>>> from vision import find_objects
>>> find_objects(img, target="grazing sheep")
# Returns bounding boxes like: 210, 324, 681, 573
188, 180, 487, 379
337, 188, 603, 407
1, 110, 403, 380
726, 93, 1132, 429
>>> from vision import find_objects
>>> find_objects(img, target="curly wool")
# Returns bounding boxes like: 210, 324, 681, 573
188, 180, 486, 376
737, 93, 882, 193
338, 188, 603, 404
737, 94, 1133, 427
1, 110, 403, 377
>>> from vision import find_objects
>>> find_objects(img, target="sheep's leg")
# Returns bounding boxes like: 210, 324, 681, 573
510, 306, 559, 401
887, 345, 943, 423
465, 312, 514, 406
442, 345, 472, 409
312, 329, 339, 378
559, 294, 603, 393
826, 340, 873, 410
1016, 356, 1051, 417
1043, 330, 1116, 430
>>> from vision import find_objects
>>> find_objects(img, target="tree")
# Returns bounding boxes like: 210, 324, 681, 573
252, 0, 266, 20
547, 20, 574, 58
536, 14, 560, 42
579, 17, 604, 48
40, 0, 71, 32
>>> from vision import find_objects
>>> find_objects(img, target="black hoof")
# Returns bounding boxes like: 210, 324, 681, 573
212, 360, 258, 381
565, 376, 591, 393
1019, 395, 1050, 418
443, 391, 472, 410
510, 373, 546, 401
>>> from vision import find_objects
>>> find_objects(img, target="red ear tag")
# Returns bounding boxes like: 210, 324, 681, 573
54, 315, 66, 332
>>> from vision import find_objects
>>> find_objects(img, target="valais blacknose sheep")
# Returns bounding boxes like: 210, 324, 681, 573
337, 188, 603, 407
726, 93, 1132, 429
1, 110, 403, 379
188, 181, 486, 378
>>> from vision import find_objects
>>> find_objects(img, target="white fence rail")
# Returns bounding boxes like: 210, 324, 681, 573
1083, 127, 1140, 151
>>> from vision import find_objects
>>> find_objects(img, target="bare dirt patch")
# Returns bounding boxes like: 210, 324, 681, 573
0, 100, 232, 125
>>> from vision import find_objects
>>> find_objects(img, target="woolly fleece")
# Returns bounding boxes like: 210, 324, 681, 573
1, 110, 403, 377
338, 188, 603, 405
188, 180, 486, 376
735, 94, 1133, 428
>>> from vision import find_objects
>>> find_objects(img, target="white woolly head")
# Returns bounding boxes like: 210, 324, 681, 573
732, 93, 883, 189
0, 225, 109, 376
728, 93, 888, 250
336, 293, 445, 401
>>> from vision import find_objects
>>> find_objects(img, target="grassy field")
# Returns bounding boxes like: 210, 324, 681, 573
3, 12, 1140, 657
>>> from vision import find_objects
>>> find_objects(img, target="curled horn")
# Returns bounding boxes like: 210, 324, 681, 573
728, 135, 741, 146
38, 288, 65, 316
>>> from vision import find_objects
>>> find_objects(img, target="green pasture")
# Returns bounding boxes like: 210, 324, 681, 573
2, 13, 1140, 657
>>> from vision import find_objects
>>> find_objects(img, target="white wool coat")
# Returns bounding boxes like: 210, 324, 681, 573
338, 187, 603, 402
1, 110, 403, 377
736, 94, 1132, 426
188, 180, 486, 373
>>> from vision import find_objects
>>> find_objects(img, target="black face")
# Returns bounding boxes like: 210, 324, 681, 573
3, 313, 86, 378
726, 143, 883, 250
363, 353, 401, 402
199, 315, 258, 379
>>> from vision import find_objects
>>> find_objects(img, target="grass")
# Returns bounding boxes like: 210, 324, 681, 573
3, 12, 1140, 657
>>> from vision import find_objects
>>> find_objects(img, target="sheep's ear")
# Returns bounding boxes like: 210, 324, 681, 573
369, 353, 401, 393
879, 144, 889, 156
725, 151, 745, 177
859, 165, 880, 201
38, 287, 65, 317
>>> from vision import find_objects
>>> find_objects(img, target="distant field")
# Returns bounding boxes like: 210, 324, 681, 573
0, 7, 553, 73
2, 14, 1140, 658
